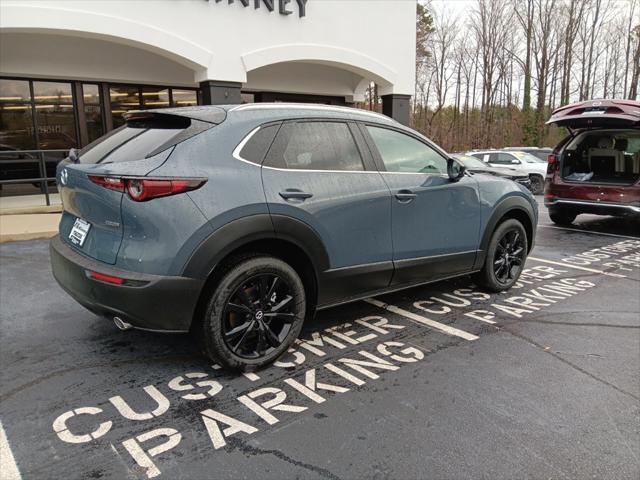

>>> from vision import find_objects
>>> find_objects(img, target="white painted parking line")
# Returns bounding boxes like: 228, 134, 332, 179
242, 372, 260, 382
538, 224, 640, 241
0, 420, 22, 480
364, 298, 479, 341
528, 256, 627, 278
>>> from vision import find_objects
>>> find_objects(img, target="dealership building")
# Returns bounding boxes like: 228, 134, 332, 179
0, 0, 416, 153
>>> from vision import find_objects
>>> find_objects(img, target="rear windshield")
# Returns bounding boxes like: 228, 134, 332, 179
78, 115, 192, 164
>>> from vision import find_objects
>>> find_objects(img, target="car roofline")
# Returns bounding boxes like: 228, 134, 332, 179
228, 102, 396, 123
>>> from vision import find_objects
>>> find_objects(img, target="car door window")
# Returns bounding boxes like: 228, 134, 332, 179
498, 153, 518, 164
366, 126, 447, 174
264, 121, 364, 171
488, 153, 513, 165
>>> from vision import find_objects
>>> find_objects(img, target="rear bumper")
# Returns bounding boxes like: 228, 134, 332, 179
545, 198, 640, 216
50, 236, 204, 332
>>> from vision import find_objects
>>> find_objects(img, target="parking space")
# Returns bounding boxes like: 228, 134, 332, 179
1, 203, 639, 480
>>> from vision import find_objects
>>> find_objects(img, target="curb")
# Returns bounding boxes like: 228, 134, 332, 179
0, 213, 61, 244
0, 205, 63, 215
0, 231, 57, 243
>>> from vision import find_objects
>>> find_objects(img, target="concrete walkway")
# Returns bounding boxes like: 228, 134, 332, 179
0, 214, 60, 243
0, 194, 62, 215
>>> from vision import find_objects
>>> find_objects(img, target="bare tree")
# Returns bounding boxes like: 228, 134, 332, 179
409, 0, 636, 151
428, 10, 458, 127
624, 0, 639, 96
630, 24, 640, 99
560, 0, 587, 104
470, 0, 513, 144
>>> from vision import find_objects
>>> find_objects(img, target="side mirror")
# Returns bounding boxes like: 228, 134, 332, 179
447, 158, 466, 182
511, 159, 521, 164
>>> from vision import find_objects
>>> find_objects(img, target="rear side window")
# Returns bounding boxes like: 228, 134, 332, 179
265, 121, 364, 171
238, 124, 279, 164
79, 115, 197, 164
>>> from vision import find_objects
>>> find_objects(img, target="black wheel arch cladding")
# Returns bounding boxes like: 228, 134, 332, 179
182, 214, 330, 280
475, 196, 536, 270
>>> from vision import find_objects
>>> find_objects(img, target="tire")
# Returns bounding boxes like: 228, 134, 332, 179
475, 218, 528, 292
549, 209, 577, 226
199, 255, 306, 371
529, 174, 544, 195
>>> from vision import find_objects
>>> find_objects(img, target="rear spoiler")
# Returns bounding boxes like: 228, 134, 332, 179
122, 111, 220, 158
124, 106, 227, 125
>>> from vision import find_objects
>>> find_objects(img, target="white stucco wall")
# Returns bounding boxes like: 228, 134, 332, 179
0, 0, 416, 98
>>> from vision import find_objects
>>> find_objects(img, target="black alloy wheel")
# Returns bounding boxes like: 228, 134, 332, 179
493, 228, 526, 285
199, 255, 306, 371
475, 218, 528, 292
222, 274, 296, 359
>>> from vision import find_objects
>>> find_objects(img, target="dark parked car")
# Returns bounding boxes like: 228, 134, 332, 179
451, 153, 532, 191
50, 104, 538, 370
544, 99, 640, 224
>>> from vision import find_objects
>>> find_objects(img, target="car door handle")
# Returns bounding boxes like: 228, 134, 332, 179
279, 189, 313, 201
394, 189, 417, 202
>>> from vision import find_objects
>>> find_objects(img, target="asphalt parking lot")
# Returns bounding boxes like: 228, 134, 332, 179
1, 199, 639, 480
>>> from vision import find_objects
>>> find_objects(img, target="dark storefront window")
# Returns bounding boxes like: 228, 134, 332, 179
110, 86, 140, 128
32, 81, 77, 150
0, 79, 37, 150
142, 87, 170, 108
171, 89, 197, 107
110, 86, 197, 127
1, 77, 199, 149
0, 79, 78, 151
83, 84, 104, 143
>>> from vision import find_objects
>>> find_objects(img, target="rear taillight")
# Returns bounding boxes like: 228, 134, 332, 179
89, 176, 206, 201
88, 175, 125, 192
547, 154, 558, 175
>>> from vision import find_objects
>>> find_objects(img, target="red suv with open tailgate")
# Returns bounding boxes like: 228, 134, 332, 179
544, 99, 640, 225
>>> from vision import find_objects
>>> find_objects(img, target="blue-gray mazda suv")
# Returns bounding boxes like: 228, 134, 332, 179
50, 104, 538, 370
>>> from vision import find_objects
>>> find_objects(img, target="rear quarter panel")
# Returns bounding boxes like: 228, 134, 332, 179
145, 118, 271, 275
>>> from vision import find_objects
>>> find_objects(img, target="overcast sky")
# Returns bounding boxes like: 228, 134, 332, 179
427, 0, 637, 23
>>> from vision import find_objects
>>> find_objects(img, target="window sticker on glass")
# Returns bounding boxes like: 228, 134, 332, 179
69, 218, 91, 247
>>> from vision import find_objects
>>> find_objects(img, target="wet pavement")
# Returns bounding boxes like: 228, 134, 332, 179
1, 201, 639, 480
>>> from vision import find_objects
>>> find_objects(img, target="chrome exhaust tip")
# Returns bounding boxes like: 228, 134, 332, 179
113, 317, 133, 331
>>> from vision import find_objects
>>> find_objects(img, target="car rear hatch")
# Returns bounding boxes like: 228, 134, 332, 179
57, 109, 222, 264
546, 99, 640, 129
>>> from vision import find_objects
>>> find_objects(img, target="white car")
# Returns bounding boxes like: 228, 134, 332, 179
466, 150, 548, 194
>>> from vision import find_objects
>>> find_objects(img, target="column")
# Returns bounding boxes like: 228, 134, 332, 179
199, 80, 242, 105
381, 94, 411, 126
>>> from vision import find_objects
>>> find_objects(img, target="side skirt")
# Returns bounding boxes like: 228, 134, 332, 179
317, 269, 481, 311
316, 250, 480, 311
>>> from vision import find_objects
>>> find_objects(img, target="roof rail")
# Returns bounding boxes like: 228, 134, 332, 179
228, 103, 395, 122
